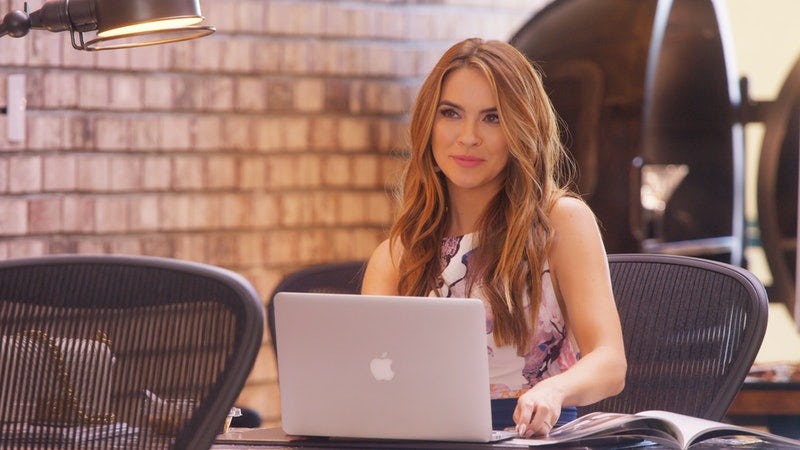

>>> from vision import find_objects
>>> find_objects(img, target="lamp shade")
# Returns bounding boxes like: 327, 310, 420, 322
86, 0, 214, 50
96, 0, 203, 37
5, 0, 214, 51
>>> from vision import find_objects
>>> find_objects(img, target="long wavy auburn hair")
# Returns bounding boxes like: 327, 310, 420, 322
389, 38, 576, 354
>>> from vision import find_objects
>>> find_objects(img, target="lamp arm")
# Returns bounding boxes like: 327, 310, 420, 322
29, 0, 97, 33
0, 10, 31, 38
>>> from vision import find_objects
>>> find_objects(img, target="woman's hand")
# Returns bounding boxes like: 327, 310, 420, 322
513, 381, 565, 437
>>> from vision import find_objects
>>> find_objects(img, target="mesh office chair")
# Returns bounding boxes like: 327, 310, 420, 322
0, 254, 264, 450
267, 260, 365, 357
579, 253, 769, 421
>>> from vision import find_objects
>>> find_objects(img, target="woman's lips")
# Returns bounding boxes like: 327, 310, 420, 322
451, 155, 484, 167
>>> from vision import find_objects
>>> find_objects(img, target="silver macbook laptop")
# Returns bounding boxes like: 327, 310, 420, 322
273, 292, 512, 443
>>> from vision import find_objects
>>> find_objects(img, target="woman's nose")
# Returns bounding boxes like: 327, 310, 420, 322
457, 121, 481, 148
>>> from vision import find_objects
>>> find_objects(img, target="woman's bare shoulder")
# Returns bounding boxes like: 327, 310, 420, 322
547, 195, 605, 264
549, 195, 597, 226
362, 238, 402, 295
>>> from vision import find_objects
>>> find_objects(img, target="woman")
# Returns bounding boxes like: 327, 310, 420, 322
361, 38, 626, 437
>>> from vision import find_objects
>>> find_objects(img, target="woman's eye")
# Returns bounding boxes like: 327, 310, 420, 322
439, 107, 459, 119
484, 113, 500, 124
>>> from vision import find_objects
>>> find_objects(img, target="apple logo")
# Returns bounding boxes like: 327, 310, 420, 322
369, 352, 395, 381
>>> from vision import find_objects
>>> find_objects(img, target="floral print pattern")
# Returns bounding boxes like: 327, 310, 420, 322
431, 233, 579, 399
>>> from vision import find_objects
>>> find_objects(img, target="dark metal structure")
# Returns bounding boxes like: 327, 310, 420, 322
511, 0, 745, 266
757, 55, 800, 313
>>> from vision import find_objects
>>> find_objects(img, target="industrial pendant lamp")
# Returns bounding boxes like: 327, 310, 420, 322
0, 0, 215, 50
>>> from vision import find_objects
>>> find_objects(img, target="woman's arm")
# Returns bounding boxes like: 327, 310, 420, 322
515, 196, 627, 436
361, 238, 401, 295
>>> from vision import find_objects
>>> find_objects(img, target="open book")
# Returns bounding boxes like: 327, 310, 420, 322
514, 410, 800, 449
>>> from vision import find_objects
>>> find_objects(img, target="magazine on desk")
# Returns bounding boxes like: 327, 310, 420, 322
0, 422, 137, 445
513, 410, 800, 449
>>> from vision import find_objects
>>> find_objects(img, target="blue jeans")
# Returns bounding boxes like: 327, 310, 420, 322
491, 398, 578, 430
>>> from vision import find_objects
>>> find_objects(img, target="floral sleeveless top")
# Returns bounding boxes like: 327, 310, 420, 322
431, 233, 579, 399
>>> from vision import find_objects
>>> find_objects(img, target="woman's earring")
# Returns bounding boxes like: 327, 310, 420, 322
433, 165, 442, 173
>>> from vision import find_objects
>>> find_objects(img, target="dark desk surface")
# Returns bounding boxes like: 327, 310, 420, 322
211, 426, 798, 449
729, 380, 800, 416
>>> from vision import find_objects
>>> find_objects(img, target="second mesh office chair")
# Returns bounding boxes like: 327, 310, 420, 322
267, 260, 365, 356
579, 253, 769, 420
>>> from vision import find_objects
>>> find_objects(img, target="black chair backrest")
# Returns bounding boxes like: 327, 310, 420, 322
267, 261, 365, 357
0, 254, 264, 449
579, 253, 769, 420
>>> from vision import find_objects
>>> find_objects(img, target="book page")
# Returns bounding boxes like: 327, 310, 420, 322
636, 409, 799, 448
637, 410, 725, 446
510, 412, 680, 447
501, 411, 800, 449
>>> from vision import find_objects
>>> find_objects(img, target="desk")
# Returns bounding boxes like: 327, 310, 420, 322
726, 303, 800, 438
728, 381, 800, 439
211, 427, 796, 449
729, 381, 800, 416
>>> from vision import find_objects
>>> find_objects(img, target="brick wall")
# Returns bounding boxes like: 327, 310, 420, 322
0, 0, 547, 425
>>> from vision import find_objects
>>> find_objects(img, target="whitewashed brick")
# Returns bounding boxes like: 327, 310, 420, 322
294, 78, 325, 112
160, 116, 192, 150
193, 115, 223, 151
284, 117, 310, 151
27, 115, 66, 150
173, 234, 207, 263
77, 155, 110, 191
9, 156, 42, 193
94, 196, 129, 233
129, 44, 166, 72
321, 155, 351, 187
110, 74, 143, 110
339, 117, 370, 151
43, 155, 77, 191
0, 159, 8, 193
94, 47, 130, 70
142, 156, 171, 191
62, 196, 94, 233
0, 198, 28, 235
172, 156, 204, 190
222, 116, 252, 151
95, 116, 131, 151
236, 77, 267, 111
129, 195, 160, 231
203, 77, 235, 112
130, 116, 162, 149
239, 157, 266, 189
143, 76, 174, 110
221, 38, 254, 74
253, 117, 284, 153
28, 33, 62, 67
28, 196, 62, 233
194, 37, 224, 72
236, 0, 266, 33
160, 195, 191, 229
78, 74, 110, 109
43, 71, 78, 108
109, 156, 142, 191
207, 155, 237, 189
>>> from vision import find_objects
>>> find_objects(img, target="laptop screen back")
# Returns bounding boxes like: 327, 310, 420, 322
273, 292, 494, 442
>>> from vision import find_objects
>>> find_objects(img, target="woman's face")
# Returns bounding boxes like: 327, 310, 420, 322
432, 67, 510, 198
